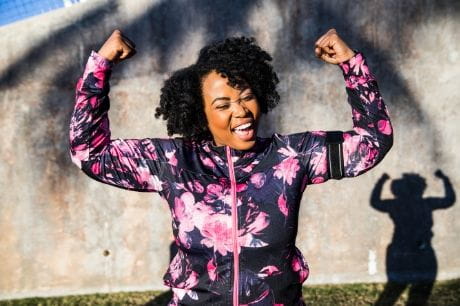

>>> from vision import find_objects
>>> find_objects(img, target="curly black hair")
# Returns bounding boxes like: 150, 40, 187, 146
154, 36, 280, 140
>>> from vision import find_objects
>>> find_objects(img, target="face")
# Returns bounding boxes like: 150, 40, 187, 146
202, 71, 260, 150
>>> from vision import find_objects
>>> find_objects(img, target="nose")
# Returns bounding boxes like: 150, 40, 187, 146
232, 100, 249, 117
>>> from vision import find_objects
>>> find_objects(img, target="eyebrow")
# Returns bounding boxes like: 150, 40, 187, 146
211, 97, 230, 105
211, 89, 253, 105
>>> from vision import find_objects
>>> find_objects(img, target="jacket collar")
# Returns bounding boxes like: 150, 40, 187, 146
200, 137, 271, 172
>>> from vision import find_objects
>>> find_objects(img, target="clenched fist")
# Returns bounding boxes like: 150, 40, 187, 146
314, 29, 355, 64
97, 29, 136, 63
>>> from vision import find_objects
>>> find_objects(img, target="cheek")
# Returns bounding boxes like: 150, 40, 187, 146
250, 101, 261, 119
206, 111, 230, 131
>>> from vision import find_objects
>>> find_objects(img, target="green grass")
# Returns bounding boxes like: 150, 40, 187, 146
1, 279, 459, 305
303, 279, 460, 305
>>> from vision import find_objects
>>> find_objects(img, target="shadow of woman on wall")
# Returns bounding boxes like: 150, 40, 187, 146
371, 170, 456, 306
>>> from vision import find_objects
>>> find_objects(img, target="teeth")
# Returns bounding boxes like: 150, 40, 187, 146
234, 122, 252, 130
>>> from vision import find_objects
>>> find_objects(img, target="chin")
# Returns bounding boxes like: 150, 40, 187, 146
232, 138, 257, 150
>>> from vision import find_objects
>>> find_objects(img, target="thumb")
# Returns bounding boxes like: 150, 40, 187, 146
115, 42, 136, 63
119, 46, 136, 60
320, 52, 339, 65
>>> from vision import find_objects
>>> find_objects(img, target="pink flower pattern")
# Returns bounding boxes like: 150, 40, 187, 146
277, 193, 288, 217
250, 172, 266, 189
292, 248, 310, 283
273, 157, 300, 186
200, 214, 233, 256
70, 51, 392, 305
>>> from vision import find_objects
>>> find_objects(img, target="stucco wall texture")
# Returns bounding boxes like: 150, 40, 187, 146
0, 0, 459, 300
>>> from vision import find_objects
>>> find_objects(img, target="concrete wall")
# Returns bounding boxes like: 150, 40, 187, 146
1, 0, 459, 299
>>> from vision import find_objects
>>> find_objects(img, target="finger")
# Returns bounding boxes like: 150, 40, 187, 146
314, 46, 322, 57
119, 49, 132, 60
317, 37, 334, 53
319, 34, 336, 48
314, 30, 331, 46
321, 32, 340, 48
315, 28, 336, 46
322, 45, 335, 54
119, 47, 136, 60
315, 44, 335, 60
315, 33, 329, 47
320, 52, 339, 65
126, 48, 136, 59
121, 34, 136, 49
120, 40, 135, 54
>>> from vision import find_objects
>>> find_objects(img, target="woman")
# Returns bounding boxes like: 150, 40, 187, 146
70, 29, 392, 305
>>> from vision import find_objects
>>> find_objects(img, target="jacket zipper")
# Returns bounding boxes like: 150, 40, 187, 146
226, 146, 239, 306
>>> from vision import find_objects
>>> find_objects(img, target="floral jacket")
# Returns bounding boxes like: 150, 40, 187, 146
69, 51, 393, 305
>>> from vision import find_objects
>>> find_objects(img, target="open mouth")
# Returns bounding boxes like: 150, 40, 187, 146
232, 122, 255, 141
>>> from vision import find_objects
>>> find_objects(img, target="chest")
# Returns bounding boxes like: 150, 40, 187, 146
157, 150, 308, 253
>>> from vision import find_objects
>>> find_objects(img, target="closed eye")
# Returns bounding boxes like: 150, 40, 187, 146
242, 94, 255, 101
216, 104, 230, 110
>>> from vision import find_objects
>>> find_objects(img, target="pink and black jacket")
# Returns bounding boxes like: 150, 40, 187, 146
70, 51, 393, 305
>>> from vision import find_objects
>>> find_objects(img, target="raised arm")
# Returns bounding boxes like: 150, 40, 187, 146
370, 173, 392, 212
338, 51, 393, 177
291, 29, 393, 184
69, 30, 171, 192
426, 170, 456, 209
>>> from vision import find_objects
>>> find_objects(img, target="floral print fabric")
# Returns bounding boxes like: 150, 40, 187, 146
69, 51, 392, 305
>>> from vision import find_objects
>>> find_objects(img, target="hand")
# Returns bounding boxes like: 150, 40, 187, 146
434, 169, 445, 178
380, 173, 390, 181
97, 30, 136, 63
314, 29, 355, 64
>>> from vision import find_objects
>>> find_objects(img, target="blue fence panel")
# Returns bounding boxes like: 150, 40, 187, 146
0, 0, 85, 26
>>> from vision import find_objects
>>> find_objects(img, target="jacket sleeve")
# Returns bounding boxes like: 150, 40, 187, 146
286, 52, 393, 185
69, 51, 174, 192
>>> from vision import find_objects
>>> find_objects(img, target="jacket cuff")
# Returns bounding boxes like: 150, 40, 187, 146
90, 50, 113, 69
82, 51, 113, 81
338, 51, 375, 88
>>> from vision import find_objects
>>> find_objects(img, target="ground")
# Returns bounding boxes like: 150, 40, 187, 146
1, 279, 459, 305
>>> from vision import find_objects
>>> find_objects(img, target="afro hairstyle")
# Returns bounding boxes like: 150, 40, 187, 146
154, 36, 280, 141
